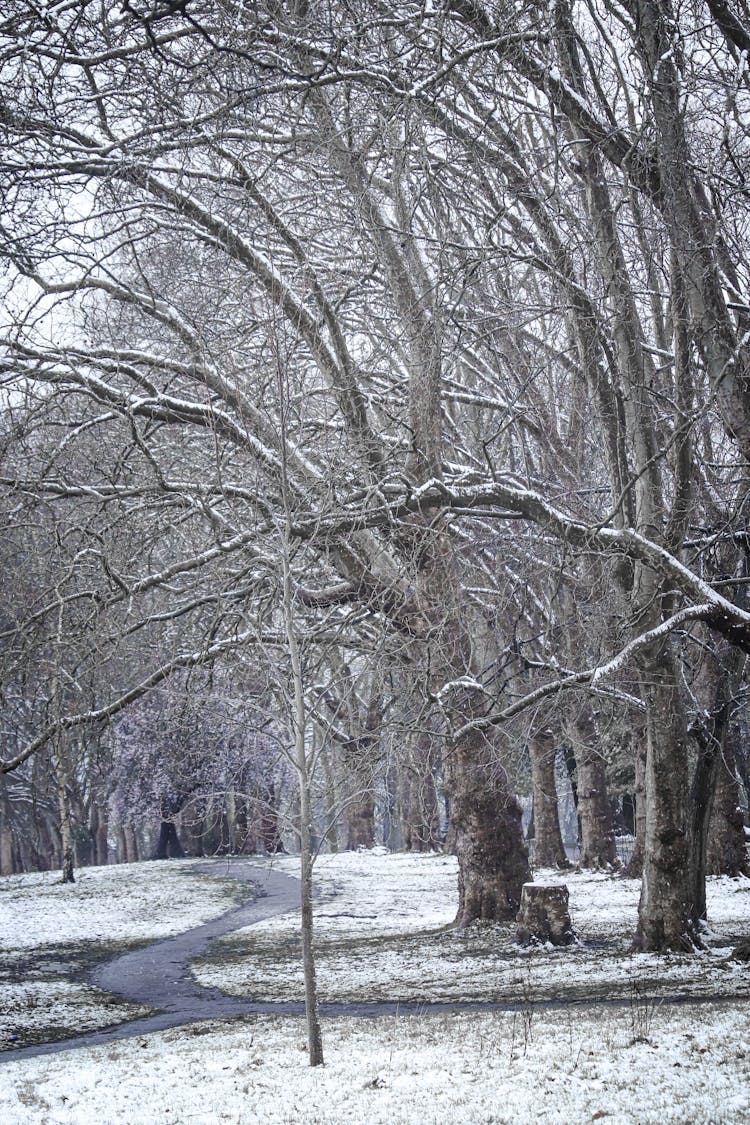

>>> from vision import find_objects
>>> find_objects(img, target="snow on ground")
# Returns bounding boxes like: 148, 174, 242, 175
1, 1005, 748, 1124
0, 981, 148, 1048
192, 852, 750, 1005
1, 859, 244, 1046
0, 858, 242, 950
1, 851, 750, 1121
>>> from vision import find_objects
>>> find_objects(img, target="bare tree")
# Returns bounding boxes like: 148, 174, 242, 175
2, 0, 750, 956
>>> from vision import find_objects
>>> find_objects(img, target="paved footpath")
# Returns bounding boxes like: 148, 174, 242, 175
2, 860, 305, 1063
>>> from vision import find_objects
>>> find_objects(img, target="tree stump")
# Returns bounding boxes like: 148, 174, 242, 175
516, 883, 575, 946
728, 938, 750, 963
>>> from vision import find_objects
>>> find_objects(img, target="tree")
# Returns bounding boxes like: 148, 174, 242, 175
1, 0, 749, 956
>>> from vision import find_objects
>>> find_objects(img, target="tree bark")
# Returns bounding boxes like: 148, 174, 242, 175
528, 729, 568, 868
346, 789, 376, 850
626, 736, 647, 877
226, 786, 238, 854
635, 644, 698, 951
124, 823, 139, 863
342, 692, 380, 850
0, 828, 14, 874
278, 358, 324, 1069
568, 706, 617, 869
53, 743, 75, 884
688, 733, 717, 924
689, 642, 749, 912
516, 883, 575, 946
283, 561, 323, 1066
0, 779, 14, 875
704, 641, 749, 877
154, 820, 185, 860
319, 738, 340, 853
707, 735, 749, 877
91, 802, 109, 866
445, 709, 530, 925
257, 786, 284, 854
400, 728, 441, 853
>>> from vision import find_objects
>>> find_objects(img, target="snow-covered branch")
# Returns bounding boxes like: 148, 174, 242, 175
0, 628, 259, 775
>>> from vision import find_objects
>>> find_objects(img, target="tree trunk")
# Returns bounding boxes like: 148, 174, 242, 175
442, 695, 530, 924
528, 729, 568, 868
0, 818, 14, 875
707, 735, 749, 877
343, 743, 378, 851
635, 645, 698, 951
346, 786, 376, 850
153, 820, 185, 860
382, 765, 402, 851
278, 393, 324, 1069
516, 883, 575, 946
53, 745, 75, 884
91, 803, 109, 866
0, 776, 15, 875
284, 594, 323, 1065
226, 786, 238, 854
258, 785, 284, 854
626, 736, 647, 877
704, 645, 749, 878
124, 823, 139, 863
621, 794, 635, 837
446, 713, 530, 925
414, 531, 531, 923
1, 826, 15, 874
569, 705, 617, 869
234, 793, 254, 854
319, 739, 340, 853
400, 728, 441, 853
688, 733, 717, 924
217, 799, 232, 855
689, 643, 748, 914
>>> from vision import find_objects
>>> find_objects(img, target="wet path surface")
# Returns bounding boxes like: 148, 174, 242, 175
3, 860, 301, 1063
3, 859, 748, 1063
93, 861, 299, 1011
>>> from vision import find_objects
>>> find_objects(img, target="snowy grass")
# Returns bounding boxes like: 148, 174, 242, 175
2, 851, 750, 1122
1, 1006, 749, 1123
0, 858, 243, 950
0, 859, 245, 1048
192, 852, 750, 1005
0, 981, 149, 1051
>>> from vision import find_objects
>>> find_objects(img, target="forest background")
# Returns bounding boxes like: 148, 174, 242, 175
1, 0, 750, 970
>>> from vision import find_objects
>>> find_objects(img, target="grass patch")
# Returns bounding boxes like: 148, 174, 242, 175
190, 919, 750, 1007
1, 936, 152, 984
0, 937, 159, 1051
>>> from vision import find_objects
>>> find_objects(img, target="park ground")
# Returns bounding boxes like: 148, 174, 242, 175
1, 851, 749, 1123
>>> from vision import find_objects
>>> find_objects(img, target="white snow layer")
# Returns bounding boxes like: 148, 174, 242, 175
192, 853, 750, 1004
1, 851, 749, 1122
0, 858, 242, 950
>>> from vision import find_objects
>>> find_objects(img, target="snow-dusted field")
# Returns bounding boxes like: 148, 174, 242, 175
0, 859, 244, 1047
1, 1001, 748, 1123
1, 851, 750, 1123
193, 851, 750, 1005
0, 858, 243, 950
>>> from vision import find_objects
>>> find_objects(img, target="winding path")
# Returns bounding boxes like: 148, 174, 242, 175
3, 860, 303, 1063
3, 859, 746, 1063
